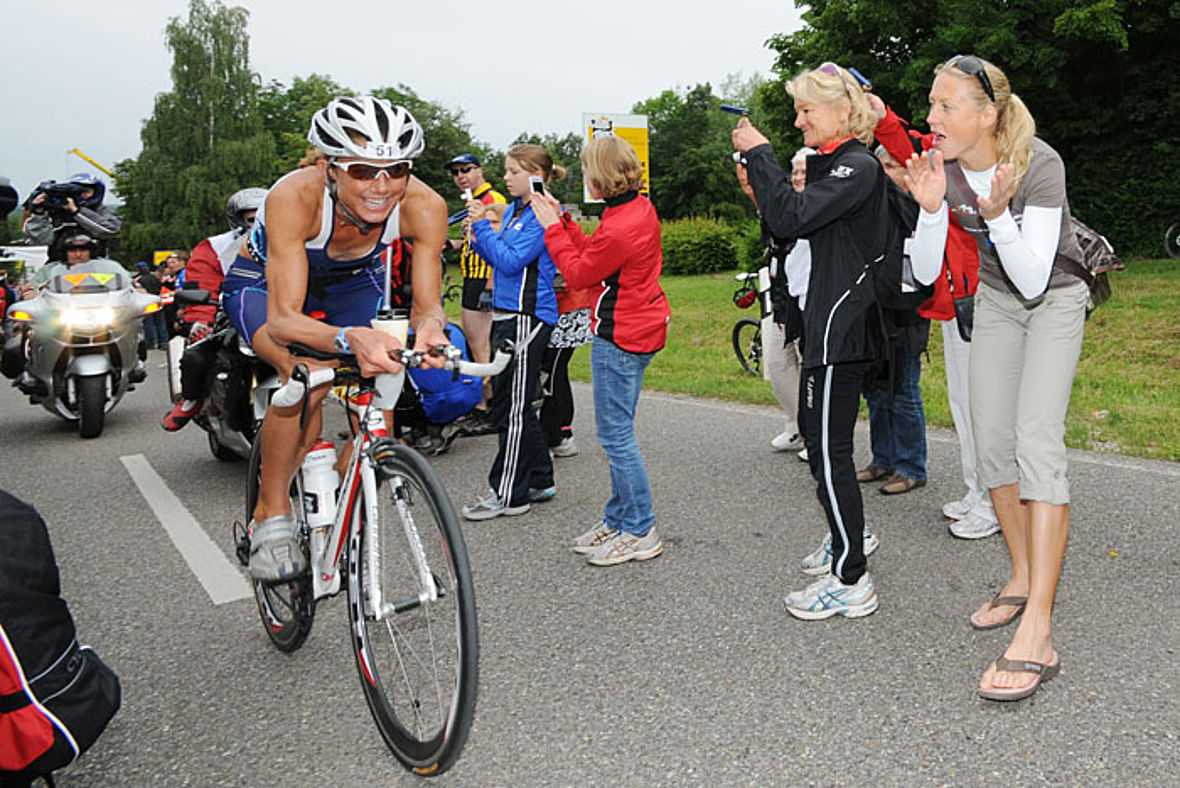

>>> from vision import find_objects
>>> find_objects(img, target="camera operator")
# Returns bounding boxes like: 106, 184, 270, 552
22, 173, 121, 261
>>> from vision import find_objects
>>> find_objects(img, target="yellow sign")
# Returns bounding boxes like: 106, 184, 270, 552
154, 250, 182, 267
582, 113, 650, 202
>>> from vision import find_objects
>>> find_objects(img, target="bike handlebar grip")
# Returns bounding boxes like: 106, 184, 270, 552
271, 367, 336, 408
457, 345, 514, 378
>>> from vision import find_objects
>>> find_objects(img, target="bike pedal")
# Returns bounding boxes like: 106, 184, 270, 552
232, 521, 251, 567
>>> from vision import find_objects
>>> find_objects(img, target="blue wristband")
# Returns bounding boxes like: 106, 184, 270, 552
333, 327, 351, 353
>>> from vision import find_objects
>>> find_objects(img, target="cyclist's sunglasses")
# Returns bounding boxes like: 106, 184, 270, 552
331, 159, 413, 181
817, 61, 854, 101
942, 54, 995, 103
450, 165, 476, 175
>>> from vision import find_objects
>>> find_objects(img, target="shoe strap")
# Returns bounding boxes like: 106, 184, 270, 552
988, 595, 1028, 610
994, 656, 1046, 675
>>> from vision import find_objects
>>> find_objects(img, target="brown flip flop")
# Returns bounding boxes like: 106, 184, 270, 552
978, 652, 1061, 702
970, 594, 1028, 631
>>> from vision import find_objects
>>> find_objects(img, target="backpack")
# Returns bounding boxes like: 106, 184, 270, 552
868, 175, 935, 312
0, 491, 121, 783
1054, 217, 1124, 314
406, 322, 482, 424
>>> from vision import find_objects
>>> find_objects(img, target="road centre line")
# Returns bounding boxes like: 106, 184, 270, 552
120, 454, 251, 605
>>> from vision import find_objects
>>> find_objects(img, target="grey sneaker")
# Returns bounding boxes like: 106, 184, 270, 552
586, 527, 663, 566
461, 489, 530, 521
571, 522, 618, 554
248, 514, 305, 581
784, 572, 878, 620
941, 492, 977, 521
550, 436, 578, 457
797, 447, 809, 463
949, 509, 1001, 540
801, 531, 880, 576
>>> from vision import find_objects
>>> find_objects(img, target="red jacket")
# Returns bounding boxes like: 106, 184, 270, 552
184, 229, 245, 325
875, 106, 979, 321
543, 192, 669, 354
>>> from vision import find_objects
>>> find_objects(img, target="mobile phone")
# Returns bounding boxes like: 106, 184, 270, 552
847, 67, 872, 91
461, 188, 473, 200
720, 104, 749, 116
528, 176, 545, 194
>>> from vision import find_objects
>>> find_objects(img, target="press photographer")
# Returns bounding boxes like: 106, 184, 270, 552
22, 172, 121, 261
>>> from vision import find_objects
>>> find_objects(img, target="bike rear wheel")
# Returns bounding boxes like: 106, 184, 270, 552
245, 427, 315, 652
1165, 222, 1180, 259
732, 317, 762, 376
347, 444, 477, 776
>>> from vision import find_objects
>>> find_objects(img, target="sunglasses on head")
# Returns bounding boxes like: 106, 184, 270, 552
450, 165, 475, 175
331, 159, 412, 181
943, 54, 996, 103
817, 61, 854, 101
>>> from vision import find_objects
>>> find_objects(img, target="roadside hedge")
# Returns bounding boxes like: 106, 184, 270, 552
660, 217, 738, 275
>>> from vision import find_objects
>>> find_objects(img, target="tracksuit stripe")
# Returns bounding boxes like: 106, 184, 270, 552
819, 365, 852, 580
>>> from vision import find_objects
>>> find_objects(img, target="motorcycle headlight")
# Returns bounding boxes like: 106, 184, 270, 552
61, 306, 117, 329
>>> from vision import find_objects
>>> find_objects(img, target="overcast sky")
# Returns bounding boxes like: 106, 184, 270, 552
0, 1, 803, 203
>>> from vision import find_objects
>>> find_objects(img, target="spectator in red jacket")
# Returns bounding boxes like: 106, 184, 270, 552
532, 134, 670, 567
161, 188, 266, 431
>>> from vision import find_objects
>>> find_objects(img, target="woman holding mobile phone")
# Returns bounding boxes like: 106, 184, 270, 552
460, 144, 563, 521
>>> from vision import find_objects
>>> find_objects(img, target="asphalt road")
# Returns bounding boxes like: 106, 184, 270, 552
1, 356, 1177, 786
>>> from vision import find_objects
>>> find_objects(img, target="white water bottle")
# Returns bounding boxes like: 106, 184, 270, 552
301, 439, 339, 530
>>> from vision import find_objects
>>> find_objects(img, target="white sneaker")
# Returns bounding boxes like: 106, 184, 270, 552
572, 521, 618, 554
771, 431, 804, 452
941, 492, 977, 521
784, 572, 878, 620
949, 508, 1000, 540
461, 489, 530, 521
551, 436, 579, 457
247, 514, 305, 581
801, 531, 880, 576
797, 447, 809, 463
586, 528, 663, 566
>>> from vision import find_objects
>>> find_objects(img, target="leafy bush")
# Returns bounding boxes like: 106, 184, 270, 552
660, 217, 739, 275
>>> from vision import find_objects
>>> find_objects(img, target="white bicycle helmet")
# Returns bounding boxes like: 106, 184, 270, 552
307, 96, 425, 161
225, 187, 267, 232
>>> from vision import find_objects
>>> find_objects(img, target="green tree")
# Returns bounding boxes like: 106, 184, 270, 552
633, 82, 756, 222
258, 74, 352, 177
764, 0, 1180, 254
507, 132, 585, 207
113, 0, 274, 262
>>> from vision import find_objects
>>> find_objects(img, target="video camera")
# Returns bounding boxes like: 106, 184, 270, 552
24, 181, 86, 213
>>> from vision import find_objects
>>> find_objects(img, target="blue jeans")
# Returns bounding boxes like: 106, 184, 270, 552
590, 336, 655, 536
864, 343, 927, 481
144, 312, 167, 349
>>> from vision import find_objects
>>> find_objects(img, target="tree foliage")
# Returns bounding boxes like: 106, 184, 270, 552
113, 0, 273, 262
258, 74, 351, 176
763, 0, 1180, 254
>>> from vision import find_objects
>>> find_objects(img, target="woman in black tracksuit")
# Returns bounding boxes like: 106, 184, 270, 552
733, 62, 892, 620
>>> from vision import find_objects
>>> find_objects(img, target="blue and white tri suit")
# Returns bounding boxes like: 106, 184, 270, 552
220, 179, 399, 343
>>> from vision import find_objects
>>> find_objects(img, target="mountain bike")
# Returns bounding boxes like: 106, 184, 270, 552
1165, 220, 1180, 259
234, 340, 512, 776
731, 270, 763, 376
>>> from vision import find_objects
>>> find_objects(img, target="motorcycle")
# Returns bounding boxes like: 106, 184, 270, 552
169, 289, 281, 461
6, 260, 158, 438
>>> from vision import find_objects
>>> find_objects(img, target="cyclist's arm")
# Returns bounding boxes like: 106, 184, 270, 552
400, 179, 449, 363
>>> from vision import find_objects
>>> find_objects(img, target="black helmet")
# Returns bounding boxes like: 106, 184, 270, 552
225, 187, 267, 232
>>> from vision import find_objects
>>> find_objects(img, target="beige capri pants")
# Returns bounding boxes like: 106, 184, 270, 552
968, 279, 1089, 505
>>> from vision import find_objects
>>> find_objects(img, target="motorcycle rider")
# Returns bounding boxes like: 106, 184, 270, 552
161, 187, 267, 431
219, 96, 449, 582
23, 173, 121, 261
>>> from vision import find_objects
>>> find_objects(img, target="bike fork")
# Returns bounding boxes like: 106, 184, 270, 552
362, 457, 439, 622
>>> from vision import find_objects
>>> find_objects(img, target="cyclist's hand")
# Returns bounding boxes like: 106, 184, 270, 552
412, 317, 449, 369
347, 326, 406, 377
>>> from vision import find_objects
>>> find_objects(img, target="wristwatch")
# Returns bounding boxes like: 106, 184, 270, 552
333, 327, 351, 353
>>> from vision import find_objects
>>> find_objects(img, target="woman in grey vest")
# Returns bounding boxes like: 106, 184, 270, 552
905, 55, 1089, 702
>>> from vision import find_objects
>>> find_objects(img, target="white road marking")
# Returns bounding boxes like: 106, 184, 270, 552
120, 454, 251, 605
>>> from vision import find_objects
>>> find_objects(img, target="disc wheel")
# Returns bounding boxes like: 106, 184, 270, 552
1164, 222, 1180, 259
732, 317, 762, 376
77, 375, 106, 438
246, 428, 314, 652
346, 444, 477, 776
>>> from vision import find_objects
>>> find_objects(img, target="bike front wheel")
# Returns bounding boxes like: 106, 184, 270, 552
732, 317, 762, 376
1165, 222, 1180, 259
347, 444, 478, 776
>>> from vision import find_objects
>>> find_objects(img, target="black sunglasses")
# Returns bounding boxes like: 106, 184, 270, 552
944, 54, 995, 103
450, 165, 476, 175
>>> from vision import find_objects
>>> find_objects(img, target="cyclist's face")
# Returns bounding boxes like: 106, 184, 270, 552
332, 157, 409, 224
503, 157, 534, 199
